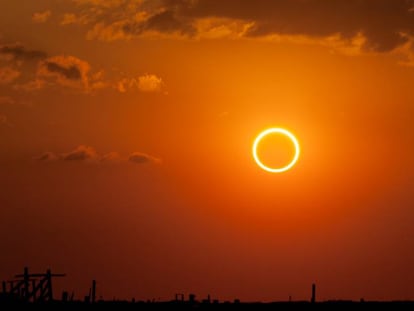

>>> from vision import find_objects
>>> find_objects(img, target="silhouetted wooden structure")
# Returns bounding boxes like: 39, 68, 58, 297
3, 267, 65, 302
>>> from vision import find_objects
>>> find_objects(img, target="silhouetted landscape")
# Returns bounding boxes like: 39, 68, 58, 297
1, 267, 414, 310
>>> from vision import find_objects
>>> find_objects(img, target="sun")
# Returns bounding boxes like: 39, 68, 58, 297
252, 127, 300, 173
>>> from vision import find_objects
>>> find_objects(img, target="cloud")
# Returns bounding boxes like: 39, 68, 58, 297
35, 152, 58, 161
61, 145, 97, 161
116, 78, 130, 93
61, 13, 91, 25
3, 46, 156, 94
122, 10, 196, 37
172, 0, 414, 52
37, 55, 91, 90
35, 146, 160, 165
61, 13, 78, 25
6, 51, 109, 93
44, 61, 82, 80
128, 152, 161, 164
0, 44, 47, 61
68, 0, 197, 41
86, 21, 134, 41
71, 0, 127, 8
116, 74, 164, 93
137, 74, 163, 92
395, 37, 414, 66
0, 42, 161, 94
32, 10, 52, 23
0, 66, 20, 84
66, 0, 414, 52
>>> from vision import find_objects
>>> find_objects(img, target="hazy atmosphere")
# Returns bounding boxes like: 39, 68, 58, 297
1, 0, 414, 303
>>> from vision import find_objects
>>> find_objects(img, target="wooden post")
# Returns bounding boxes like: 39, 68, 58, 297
23, 267, 30, 301
91, 280, 96, 303
311, 283, 316, 303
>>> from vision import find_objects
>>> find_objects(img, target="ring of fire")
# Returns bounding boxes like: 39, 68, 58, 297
252, 127, 300, 173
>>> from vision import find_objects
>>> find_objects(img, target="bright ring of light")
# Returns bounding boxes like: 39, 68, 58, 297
252, 127, 300, 173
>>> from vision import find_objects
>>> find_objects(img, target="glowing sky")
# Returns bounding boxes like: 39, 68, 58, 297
1, 0, 414, 302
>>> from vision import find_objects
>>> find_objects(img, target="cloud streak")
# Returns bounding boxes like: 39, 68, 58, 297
61, 145, 97, 161
35, 146, 160, 165
35, 152, 59, 161
64, 0, 414, 52
0, 44, 47, 61
128, 152, 161, 164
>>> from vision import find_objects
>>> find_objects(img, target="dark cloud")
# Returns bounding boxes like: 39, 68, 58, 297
144, 10, 195, 35
68, 0, 414, 51
128, 152, 160, 164
123, 10, 195, 36
0, 44, 47, 61
62, 145, 97, 161
35, 152, 58, 161
35, 147, 97, 162
35, 55, 92, 91
169, 0, 414, 52
44, 61, 82, 80
35, 147, 159, 165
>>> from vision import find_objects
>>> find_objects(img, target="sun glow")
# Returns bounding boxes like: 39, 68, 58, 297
252, 127, 300, 173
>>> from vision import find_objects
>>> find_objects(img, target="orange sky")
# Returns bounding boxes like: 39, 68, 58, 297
1, 0, 414, 302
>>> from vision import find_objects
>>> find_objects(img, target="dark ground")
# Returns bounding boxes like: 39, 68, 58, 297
2, 299, 414, 310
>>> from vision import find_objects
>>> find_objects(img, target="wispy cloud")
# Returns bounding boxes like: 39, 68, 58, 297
32, 10, 52, 23
35, 146, 98, 162
61, 145, 98, 161
128, 151, 161, 164
0, 66, 20, 84
35, 152, 59, 161
0, 44, 47, 62
35, 146, 161, 165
